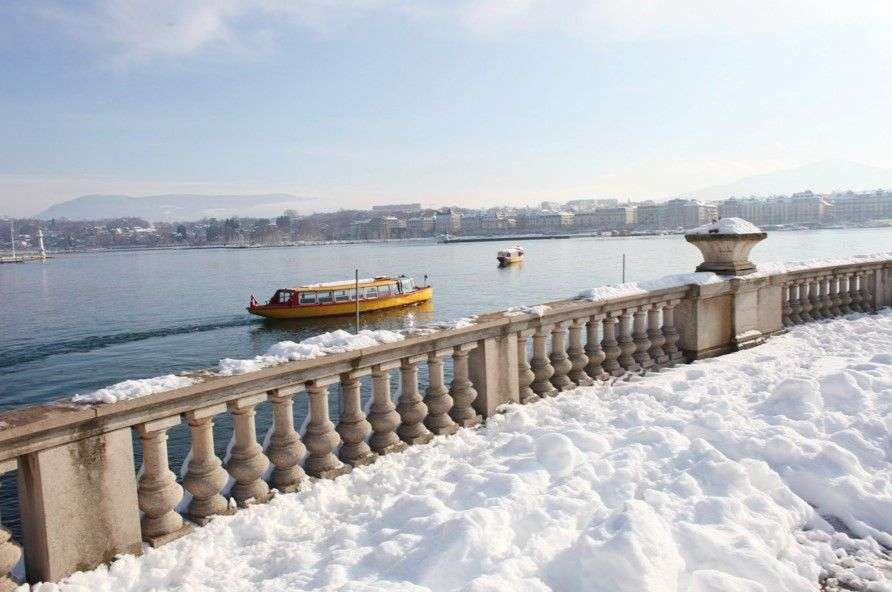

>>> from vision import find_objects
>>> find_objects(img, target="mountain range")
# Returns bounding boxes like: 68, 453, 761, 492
37, 193, 312, 222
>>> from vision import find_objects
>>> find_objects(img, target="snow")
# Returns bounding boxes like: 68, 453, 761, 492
577, 272, 723, 302
217, 329, 405, 376
504, 304, 551, 317
45, 310, 892, 592
687, 217, 763, 235
70, 375, 198, 405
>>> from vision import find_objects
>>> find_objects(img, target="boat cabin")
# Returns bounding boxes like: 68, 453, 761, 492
268, 276, 417, 307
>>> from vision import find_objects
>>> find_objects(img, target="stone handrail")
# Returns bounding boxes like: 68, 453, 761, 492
0, 254, 889, 588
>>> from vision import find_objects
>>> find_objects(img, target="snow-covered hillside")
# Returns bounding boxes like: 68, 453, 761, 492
32, 311, 892, 592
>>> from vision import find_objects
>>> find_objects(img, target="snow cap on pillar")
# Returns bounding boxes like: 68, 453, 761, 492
684, 217, 766, 276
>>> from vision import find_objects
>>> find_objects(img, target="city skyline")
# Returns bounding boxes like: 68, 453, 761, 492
3, 2, 892, 216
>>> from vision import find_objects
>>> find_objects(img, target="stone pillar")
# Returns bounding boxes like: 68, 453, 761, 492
336, 370, 376, 467
18, 428, 142, 584
662, 301, 684, 364
530, 325, 557, 397
135, 417, 191, 547
616, 308, 640, 372
0, 464, 21, 592
647, 304, 669, 368
859, 271, 874, 311
450, 343, 482, 426
584, 315, 609, 381
789, 282, 803, 324
397, 355, 433, 445
820, 277, 834, 317
267, 387, 308, 490
632, 306, 654, 370
183, 404, 232, 524
468, 334, 519, 417
515, 330, 539, 404
839, 274, 853, 314
424, 349, 458, 435
601, 313, 624, 376
567, 318, 594, 386
850, 273, 864, 312
781, 284, 793, 326
828, 276, 842, 316
808, 277, 824, 319
226, 394, 273, 506
799, 279, 814, 322
368, 362, 407, 455
549, 321, 575, 391
304, 378, 349, 479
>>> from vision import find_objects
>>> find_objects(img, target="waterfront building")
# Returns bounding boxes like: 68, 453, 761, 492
434, 208, 462, 234
574, 206, 637, 230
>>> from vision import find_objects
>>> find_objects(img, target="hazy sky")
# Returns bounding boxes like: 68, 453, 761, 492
2, 1, 892, 216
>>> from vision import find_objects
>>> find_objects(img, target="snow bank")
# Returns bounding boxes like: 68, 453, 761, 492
218, 329, 404, 376
48, 311, 892, 591
71, 375, 198, 405
687, 217, 763, 235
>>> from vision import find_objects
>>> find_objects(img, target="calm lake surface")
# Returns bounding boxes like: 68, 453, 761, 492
0, 227, 890, 538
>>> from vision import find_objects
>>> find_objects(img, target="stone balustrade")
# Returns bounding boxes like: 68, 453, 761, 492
0, 254, 888, 587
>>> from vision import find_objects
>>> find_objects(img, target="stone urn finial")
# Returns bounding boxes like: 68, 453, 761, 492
684, 217, 766, 276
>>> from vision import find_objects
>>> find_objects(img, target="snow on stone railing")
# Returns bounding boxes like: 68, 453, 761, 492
0, 244, 889, 588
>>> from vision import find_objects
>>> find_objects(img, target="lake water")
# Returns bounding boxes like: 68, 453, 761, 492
0, 228, 889, 539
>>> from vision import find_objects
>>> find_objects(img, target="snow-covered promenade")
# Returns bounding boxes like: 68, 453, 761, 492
33, 311, 892, 592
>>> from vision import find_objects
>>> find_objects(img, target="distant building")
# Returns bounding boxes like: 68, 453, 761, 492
541, 211, 574, 230
565, 198, 620, 212
636, 199, 716, 230
407, 216, 435, 237
371, 203, 422, 214
575, 206, 637, 230
717, 192, 830, 226
827, 191, 892, 222
434, 208, 461, 234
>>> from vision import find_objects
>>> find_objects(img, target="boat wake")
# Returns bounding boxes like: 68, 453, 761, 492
0, 316, 258, 372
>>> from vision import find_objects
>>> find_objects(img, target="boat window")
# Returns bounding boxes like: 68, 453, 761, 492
318, 291, 334, 304
299, 292, 317, 305
400, 278, 414, 292
379, 284, 392, 297
333, 290, 349, 302
277, 290, 293, 304
366, 286, 378, 299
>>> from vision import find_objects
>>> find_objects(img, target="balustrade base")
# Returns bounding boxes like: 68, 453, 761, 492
399, 432, 434, 446
0, 578, 18, 592
341, 451, 378, 468
234, 489, 275, 509
143, 523, 193, 548
186, 505, 235, 526
427, 423, 459, 436
309, 466, 351, 480
374, 441, 408, 455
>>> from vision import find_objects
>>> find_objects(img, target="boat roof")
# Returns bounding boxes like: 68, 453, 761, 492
290, 276, 405, 292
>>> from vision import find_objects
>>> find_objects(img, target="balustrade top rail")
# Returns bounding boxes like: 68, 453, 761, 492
0, 256, 888, 464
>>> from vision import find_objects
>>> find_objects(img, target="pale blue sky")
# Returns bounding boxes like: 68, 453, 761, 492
2, 1, 892, 216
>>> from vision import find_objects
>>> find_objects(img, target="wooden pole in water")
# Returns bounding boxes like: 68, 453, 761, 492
622, 253, 626, 283
355, 268, 360, 333
10, 219, 15, 261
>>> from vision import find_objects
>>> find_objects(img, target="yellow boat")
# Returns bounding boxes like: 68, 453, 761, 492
248, 275, 432, 319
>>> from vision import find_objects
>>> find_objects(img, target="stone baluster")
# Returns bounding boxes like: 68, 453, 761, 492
0, 463, 22, 591
183, 404, 233, 524
632, 305, 654, 371
304, 378, 349, 479
789, 282, 803, 324
549, 321, 575, 391
819, 276, 833, 318
781, 284, 793, 327
647, 304, 669, 368
601, 313, 624, 376
798, 279, 814, 322
450, 342, 483, 424
397, 355, 433, 445
859, 271, 874, 311
336, 370, 377, 467
584, 315, 609, 381
850, 273, 864, 312
267, 387, 308, 491
828, 276, 842, 316
839, 274, 853, 314
368, 362, 407, 455
515, 331, 539, 404
662, 300, 684, 364
567, 318, 594, 386
136, 417, 191, 546
808, 277, 824, 319
530, 325, 558, 397
616, 308, 640, 373
226, 394, 273, 506
424, 349, 459, 435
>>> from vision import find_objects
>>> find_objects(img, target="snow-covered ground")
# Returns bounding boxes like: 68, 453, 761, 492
35, 311, 892, 592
